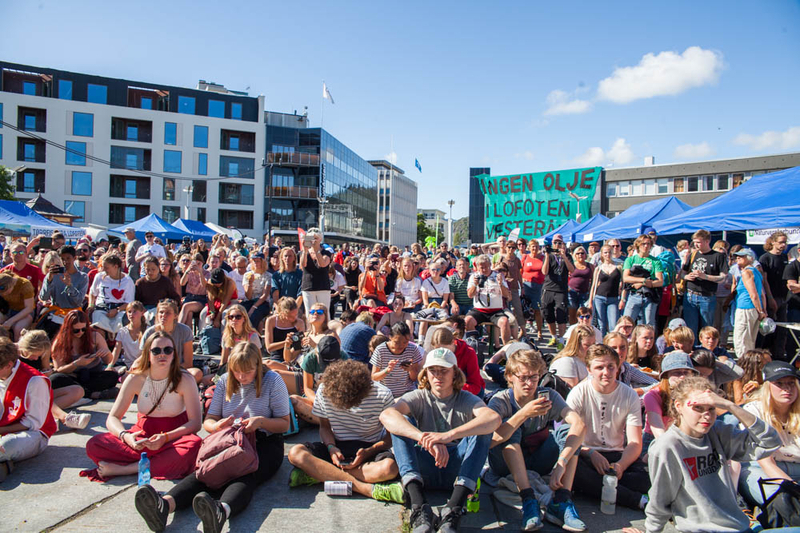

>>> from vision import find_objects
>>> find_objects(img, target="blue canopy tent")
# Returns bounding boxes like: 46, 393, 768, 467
565, 213, 609, 243
580, 196, 692, 242
108, 213, 190, 242
0, 200, 84, 238
542, 219, 579, 243
173, 219, 216, 240
653, 166, 800, 235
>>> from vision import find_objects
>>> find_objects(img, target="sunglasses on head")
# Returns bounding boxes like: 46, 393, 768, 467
72, 327, 86, 334
309, 309, 325, 316
151, 346, 175, 355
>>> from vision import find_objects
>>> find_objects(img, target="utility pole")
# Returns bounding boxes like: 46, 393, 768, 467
265, 158, 273, 242
447, 199, 455, 246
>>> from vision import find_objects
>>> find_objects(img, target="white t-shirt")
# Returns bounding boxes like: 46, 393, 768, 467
468, 271, 507, 311
395, 277, 422, 303
115, 327, 142, 368
563, 323, 603, 344
138, 243, 166, 270
744, 401, 800, 463
549, 356, 589, 383
331, 271, 346, 292
90, 272, 136, 307
421, 277, 450, 299
566, 379, 642, 451
229, 269, 247, 299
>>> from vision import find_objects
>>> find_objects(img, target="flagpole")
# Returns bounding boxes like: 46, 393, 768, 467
389, 135, 394, 244
321, 80, 325, 129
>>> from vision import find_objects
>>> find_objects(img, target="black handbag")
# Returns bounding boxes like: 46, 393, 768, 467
757, 478, 800, 528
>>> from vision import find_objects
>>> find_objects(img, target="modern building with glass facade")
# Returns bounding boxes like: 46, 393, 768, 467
468, 167, 490, 243
369, 160, 418, 247
0, 61, 265, 236
265, 112, 378, 244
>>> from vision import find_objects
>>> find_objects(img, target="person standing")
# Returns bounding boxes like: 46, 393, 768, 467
680, 230, 728, 338
731, 248, 767, 359
758, 231, 789, 360
135, 232, 166, 275
622, 235, 664, 328
541, 235, 574, 348
521, 240, 545, 342
299, 228, 332, 314
502, 241, 526, 336
124, 228, 142, 281
589, 244, 623, 336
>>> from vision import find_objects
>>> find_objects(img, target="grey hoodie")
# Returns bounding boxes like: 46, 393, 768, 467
645, 416, 780, 533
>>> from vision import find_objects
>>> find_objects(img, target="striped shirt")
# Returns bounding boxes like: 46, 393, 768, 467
448, 273, 471, 305
208, 370, 291, 435
312, 382, 394, 442
370, 342, 424, 398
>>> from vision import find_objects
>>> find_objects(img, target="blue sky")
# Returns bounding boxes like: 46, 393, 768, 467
2, 0, 799, 218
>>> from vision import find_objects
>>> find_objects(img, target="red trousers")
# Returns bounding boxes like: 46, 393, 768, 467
86, 412, 202, 480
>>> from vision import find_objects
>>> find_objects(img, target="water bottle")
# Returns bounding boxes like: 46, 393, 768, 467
138, 452, 151, 486
324, 481, 352, 497
466, 477, 481, 513
600, 469, 617, 515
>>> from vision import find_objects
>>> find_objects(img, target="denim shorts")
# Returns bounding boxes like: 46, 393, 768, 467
568, 290, 590, 310
522, 281, 543, 309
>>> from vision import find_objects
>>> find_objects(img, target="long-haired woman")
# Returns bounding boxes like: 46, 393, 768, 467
628, 324, 660, 372
548, 324, 595, 388
141, 300, 201, 383
221, 304, 262, 367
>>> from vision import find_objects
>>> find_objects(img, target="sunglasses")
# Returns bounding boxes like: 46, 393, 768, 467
11, 250, 25, 255
309, 309, 325, 316
145, 234, 154, 238
151, 346, 175, 355
72, 327, 86, 334
578, 315, 591, 320
552, 241, 563, 245
228, 314, 244, 321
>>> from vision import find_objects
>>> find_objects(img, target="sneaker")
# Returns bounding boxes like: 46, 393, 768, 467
372, 482, 405, 504
288, 467, 321, 488
545, 500, 586, 532
409, 503, 435, 533
64, 411, 91, 430
134, 484, 169, 532
69, 397, 93, 407
547, 337, 557, 347
436, 506, 464, 533
97, 387, 119, 400
555, 341, 565, 350
192, 492, 226, 533
0, 460, 14, 483
522, 498, 543, 531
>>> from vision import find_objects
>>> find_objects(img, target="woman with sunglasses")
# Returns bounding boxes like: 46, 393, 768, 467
142, 300, 201, 383
84, 331, 203, 481
50, 309, 119, 399
178, 254, 209, 326
159, 257, 182, 298
567, 246, 594, 325
221, 304, 262, 368
304, 303, 338, 351
588, 244, 624, 336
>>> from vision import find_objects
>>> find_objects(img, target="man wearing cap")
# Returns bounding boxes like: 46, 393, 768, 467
731, 247, 767, 359
134, 232, 165, 274
123, 228, 142, 281
647, 230, 665, 257
541, 235, 574, 348
759, 231, 789, 360
380, 348, 501, 532
680, 229, 728, 339
1, 242, 43, 294
291, 335, 348, 425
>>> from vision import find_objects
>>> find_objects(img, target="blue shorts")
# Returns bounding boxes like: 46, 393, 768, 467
522, 281, 542, 309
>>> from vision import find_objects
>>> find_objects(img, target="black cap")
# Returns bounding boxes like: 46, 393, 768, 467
253, 252, 266, 259
317, 335, 341, 365
183, 236, 191, 243
763, 361, 799, 383
209, 268, 226, 284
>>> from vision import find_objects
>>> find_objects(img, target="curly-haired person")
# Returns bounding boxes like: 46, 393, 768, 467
287, 359, 403, 503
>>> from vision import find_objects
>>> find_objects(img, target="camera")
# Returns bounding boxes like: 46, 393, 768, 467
475, 274, 489, 288
543, 244, 553, 254
290, 332, 304, 351
54, 266, 65, 274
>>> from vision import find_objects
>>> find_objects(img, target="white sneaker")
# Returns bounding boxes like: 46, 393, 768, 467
64, 412, 91, 430
69, 398, 93, 408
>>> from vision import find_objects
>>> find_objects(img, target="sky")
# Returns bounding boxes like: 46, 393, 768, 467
2, 0, 799, 219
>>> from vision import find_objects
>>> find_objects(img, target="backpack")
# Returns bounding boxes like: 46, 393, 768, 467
538, 371, 571, 401
757, 478, 800, 528
199, 326, 222, 355
195, 425, 259, 489
656, 250, 677, 286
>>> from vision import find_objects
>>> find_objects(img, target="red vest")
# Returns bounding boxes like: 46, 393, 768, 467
1, 361, 57, 438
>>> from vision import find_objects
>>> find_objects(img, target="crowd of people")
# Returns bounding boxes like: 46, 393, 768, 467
1, 225, 800, 533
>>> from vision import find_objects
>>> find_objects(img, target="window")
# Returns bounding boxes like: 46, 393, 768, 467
0, 134, 2, 159
23, 81, 36, 95
141, 97, 153, 110
219, 156, 254, 178
194, 125, 208, 148
229, 135, 239, 151
58, 79, 73, 100
127, 124, 139, 141
23, 112, 36, 131
198, 153, 208, 175
71, 171, 92, 195
73, 112, 93, 137
192, 180, 207, 202
732, 173, 745, 188
164, 122, 177, 145
17, 170, 44, 193
644, 179, 656, 196
162, 206, 180, 223
208, 100, 225, 118
178, 96, 195, 114
617, 181, 629, 197
87, 84, 107, 104
110, 175, 150, 199
219, 209, 253, 229
164, 150, 182, 173
657, 178, 669, 194
687, 176, 699, 192
21, 140, 37, 162
631, 180, 642, 196
111, 146, 150, 170
702, 175, 714, 192
231, 103, 242, 120
606, 183, 617, 197
717, 174, 730, 190
219, 183, 254, 205
66, 141, 87, 166
197, 207, 206, 223
109, 203, 150, 224
64, 201, 85, 223
163, 178, 176, 201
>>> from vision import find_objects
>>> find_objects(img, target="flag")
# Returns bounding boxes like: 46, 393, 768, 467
415, 158, 422, 173
297, 227, 306, 243
323, 82, 335, 104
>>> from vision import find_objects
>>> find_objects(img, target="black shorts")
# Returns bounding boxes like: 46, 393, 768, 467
467, 308, 507, 326
541, 290, 568, 325
305, 439, 394, 463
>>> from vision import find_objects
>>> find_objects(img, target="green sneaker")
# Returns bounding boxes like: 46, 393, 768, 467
289, 467, 321, 488
372, 482, 405, 504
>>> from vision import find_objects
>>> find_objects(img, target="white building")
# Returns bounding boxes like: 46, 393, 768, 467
369, 160, 417, 247
418, 208, 447, 240
0, 62, 266, 237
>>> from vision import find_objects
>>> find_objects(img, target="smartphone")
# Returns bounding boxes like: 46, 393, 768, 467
400, 360, 412, 368
339, 460, 352, 467
40, 237, 53, 249
134, 438, 149, 446
234, 418, 243, 427
54, 266, 65, 274
537, 389, 550, 402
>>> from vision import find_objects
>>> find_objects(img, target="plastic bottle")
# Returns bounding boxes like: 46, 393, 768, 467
600, 469, 617, 515
138, 452, 151, 487
324, 481, 352, 497
466, 477, 481, 513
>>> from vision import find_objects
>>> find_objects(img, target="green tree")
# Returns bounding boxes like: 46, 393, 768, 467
417, 212, 434, 244
0, 166, 16, 201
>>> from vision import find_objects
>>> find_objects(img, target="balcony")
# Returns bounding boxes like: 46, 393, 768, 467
265, 186, 319, 199
267, 151, 319, 166
265, 220, 315, 231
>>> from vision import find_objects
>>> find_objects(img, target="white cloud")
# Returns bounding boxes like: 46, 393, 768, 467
573, 138, 634, 167
384, 151, 397, 164
732, 126, 800, 151
514, 150, 535, 160
543, 89, 592, 116
673, 141, 715, 160
597, 46, 724, 104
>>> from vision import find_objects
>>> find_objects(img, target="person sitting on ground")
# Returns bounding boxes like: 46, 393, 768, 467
395, 257, 423, 312
655, 317, 686, 354
0, 272, 36, 342
220, 304, 262, 369
328, 306, 355, 336
108, 301, 146, 372
264, 297, 305, 367
448, 257, 474, 317
567, 344, 650, 511
141, 300, 201, 383
622, 376, 781, 533
51, 309, 119, 400
287, 359, 402, 503
303, 303, 338, 352
695, 325, 730, 359
663, 325, 695, 357
292, 335, 348, 425
17, 329, 90, 430
204, 268, 237, 330
242, 252, 272, 331
159, 256, 182, 299
613, 315, 635, 341
603, 332, 658, 396
488, 349, 587, 532
88, 253, 135, 337
339, 311, 376, 364
483, 341, 533, 388
429, 327, 485, 398
84, 331, 202, 481
737, 361, 800, 507
690, 348, 744, 390
562, 307, 603, 344
728, 348, 771, 405
628, 324, 661, 374
0, 336, 57, 482
2, 241, 44, 294
379, 348, 502, 533
177, 254, 209, 327
370, 322, 423, 398
134, 342, 289, 533
464, 254, 512, 346
359, 256, 388, 307
135, 257, 181, 321
376, 295, 413, 337
549, 324, 596, 389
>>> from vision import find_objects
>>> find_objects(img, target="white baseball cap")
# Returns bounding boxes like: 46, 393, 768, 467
423, 348, 457, 369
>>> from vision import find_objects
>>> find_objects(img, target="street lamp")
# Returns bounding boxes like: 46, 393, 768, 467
183, 185, 193, 219
447, 199, 455, 246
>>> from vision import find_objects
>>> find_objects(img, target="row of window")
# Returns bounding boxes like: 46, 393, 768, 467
605, 172, 769, 198
60, 200, 252, 229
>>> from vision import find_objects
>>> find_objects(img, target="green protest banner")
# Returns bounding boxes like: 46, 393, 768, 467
479, 166, 601, 241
